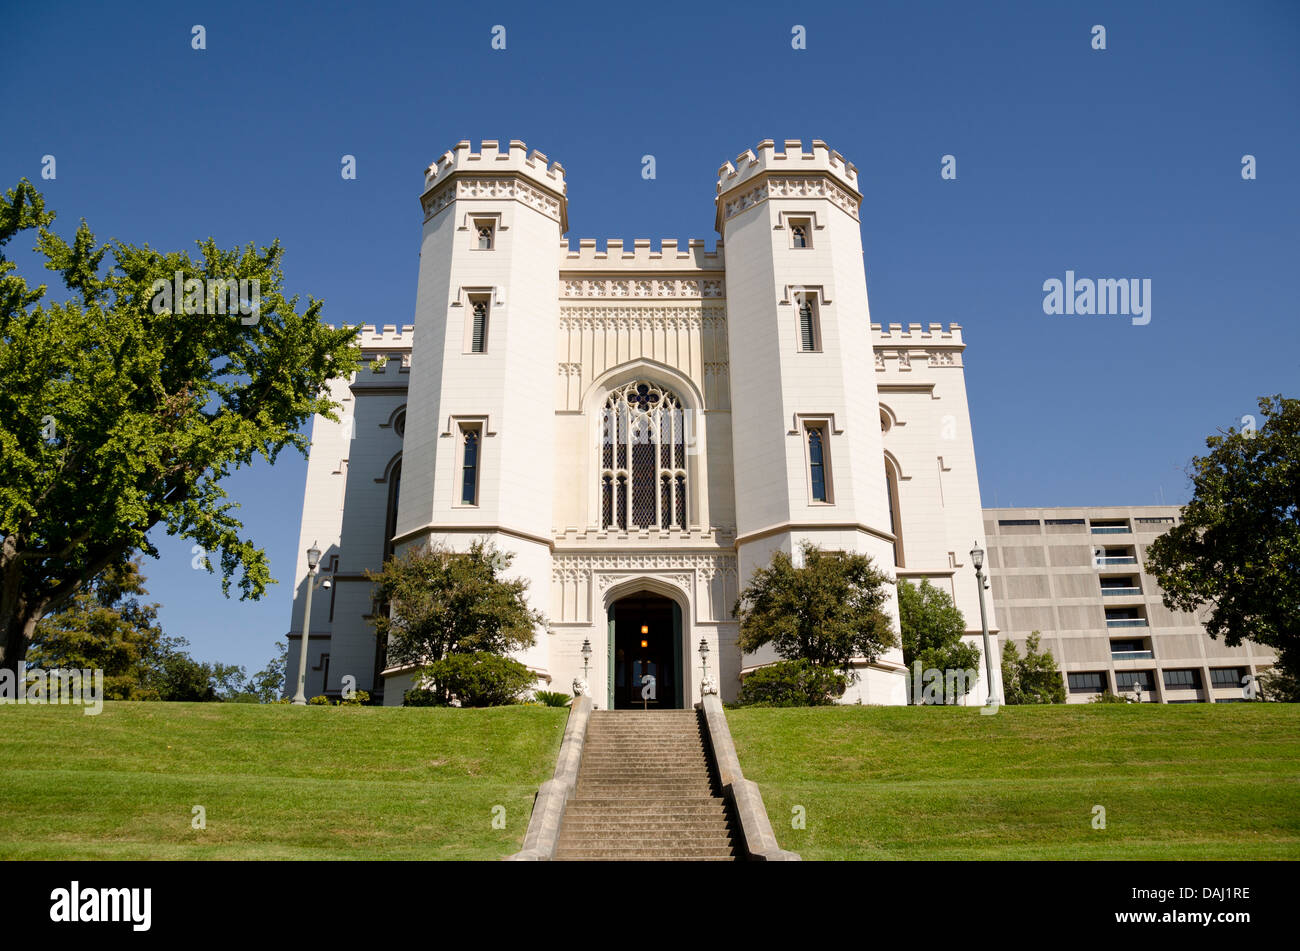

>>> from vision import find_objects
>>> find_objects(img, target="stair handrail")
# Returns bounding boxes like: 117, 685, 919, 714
506, 694, 592, 861
697, 692, 801, 861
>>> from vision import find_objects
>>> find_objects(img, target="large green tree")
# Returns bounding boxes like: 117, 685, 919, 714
897, 578, 981, 703
0, 181, 360, 672
1144, 395, 1299, 683
29, 557, 250, 701
367, 541, 544, 702
28, 557, 166, 698
734, 542, 897, 676
1000, 631, 1066, 704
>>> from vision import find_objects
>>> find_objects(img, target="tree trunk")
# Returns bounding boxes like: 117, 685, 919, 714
0, 604, 37, 675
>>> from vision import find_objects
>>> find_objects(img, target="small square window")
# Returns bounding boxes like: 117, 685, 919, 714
474, 220, 495, 250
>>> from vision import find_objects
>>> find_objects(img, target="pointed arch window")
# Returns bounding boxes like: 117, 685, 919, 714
885, 458, 905, 567
600, 381, 688, 530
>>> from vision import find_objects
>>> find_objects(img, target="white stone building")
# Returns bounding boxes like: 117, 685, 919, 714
286, 139, 1002, 708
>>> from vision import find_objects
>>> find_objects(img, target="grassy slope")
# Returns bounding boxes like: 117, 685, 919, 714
0, 702, 567, 860
726, 704, 1300, 860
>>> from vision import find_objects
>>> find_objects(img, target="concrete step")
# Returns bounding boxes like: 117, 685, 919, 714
553, 845, 738, 860
558, 838, 735, 853
560, 817, 732, 831
575, 786, 715, 797
575, 778, 713, 787
582, 769, 717, 774
584, 735, 704, 742
579, 753, 707, 763
554, 855, 736, 862
564, 802, 726, 816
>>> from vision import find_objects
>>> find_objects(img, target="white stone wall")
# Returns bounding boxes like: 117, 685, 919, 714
287, 139, 1001, 709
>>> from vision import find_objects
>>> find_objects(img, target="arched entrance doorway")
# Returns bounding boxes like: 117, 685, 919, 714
607, 593, 683, 709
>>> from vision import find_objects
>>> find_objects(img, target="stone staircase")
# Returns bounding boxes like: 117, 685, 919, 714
554, 709, 739, 861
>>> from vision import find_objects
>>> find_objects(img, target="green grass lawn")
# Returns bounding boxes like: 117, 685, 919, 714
0, 702, 567, 860
726, 704, 1300, 860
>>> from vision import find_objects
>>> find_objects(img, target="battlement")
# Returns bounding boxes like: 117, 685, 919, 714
325, 323, 415, 350
716, 139, 859, 197
872, 322, 965, 346
559, 238, 725, 271
423, 140, 567, 196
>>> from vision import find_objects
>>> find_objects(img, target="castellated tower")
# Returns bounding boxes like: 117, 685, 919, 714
715, 139, 908, 703
291, 137, 995, 707
390, 141, 567, 692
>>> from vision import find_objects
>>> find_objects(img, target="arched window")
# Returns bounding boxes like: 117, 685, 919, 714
600, 381, 687, 530
383, 459, 402, 560
884, 457, 904, 567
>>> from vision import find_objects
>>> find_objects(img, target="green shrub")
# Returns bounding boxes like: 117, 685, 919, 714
307, 694, 332, 705
339, 689, 370, 706
1089, 690, 1131, 704
532, 690, 572, 707
402, 686, 445, 707
735, 659, 847, 707
421, 652, 535, 708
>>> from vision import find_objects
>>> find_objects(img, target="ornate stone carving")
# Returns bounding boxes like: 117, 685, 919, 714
553, 552, 737, 574
928, 350, 955, 367
561, 277, 725, 300
722, 175, 860, 222
423, 176, 563, 224
572, 678, 589, 697
557, 304, 725, 334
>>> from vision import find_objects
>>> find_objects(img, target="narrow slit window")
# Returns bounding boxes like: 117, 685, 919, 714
808, 426, 827, 502
460, 427, 480, 505
798, 298, 819, 352
470, 300, 488, 353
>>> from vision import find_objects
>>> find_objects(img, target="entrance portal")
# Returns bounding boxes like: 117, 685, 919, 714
608, 593, 683, 709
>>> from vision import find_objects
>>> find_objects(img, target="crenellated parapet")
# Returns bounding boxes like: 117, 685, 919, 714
326, 323, 415, 351
560, 238, 724, 270
873, 322, 965, 344
420, 139, 568, 230
872, 322, 965, 370
714, 139, 861, 232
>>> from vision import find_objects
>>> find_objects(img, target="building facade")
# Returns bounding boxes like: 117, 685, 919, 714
984, 505, 1277, 702
286, 139, 1001, 707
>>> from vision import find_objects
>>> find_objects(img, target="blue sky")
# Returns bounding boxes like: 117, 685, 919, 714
3, 0, 1297, 673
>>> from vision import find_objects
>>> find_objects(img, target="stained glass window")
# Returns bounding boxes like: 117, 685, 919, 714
600, 381, 687, 531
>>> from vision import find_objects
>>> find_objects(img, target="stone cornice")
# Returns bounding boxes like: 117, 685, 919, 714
715, 172, 861, 232
422, 174, 568, 231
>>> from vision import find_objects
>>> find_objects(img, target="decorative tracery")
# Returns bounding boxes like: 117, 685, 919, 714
600, 381, 688, 530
